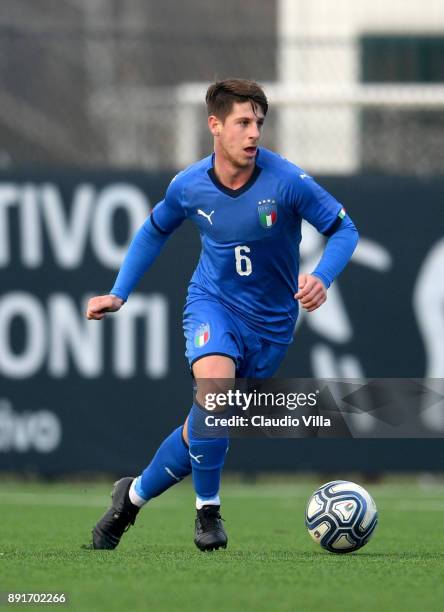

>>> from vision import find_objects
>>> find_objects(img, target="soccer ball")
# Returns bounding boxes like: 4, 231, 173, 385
305, 480, 378, 554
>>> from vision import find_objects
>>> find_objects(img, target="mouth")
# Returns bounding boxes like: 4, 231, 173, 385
244, 146, 257, 156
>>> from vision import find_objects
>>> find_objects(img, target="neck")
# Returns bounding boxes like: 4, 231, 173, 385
213, 151, 255, 190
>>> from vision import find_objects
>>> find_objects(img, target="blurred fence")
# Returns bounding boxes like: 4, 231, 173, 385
1, 0, 444, 173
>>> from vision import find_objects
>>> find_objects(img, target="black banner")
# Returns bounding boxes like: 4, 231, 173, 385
1, 171, 443, 474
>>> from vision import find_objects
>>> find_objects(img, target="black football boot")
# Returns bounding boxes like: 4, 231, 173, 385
194, 505, 228, 551
92, 477, 140, 550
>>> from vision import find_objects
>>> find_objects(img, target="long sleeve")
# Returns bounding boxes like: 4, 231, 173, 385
110, 217, 171, 301
311, 215, 359, 288
110, 173, 187, 301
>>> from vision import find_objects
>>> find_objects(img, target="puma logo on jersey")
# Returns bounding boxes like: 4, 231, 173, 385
197, 209, 215, 225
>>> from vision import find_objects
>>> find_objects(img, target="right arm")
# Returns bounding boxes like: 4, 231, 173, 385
86, 178, 186, 320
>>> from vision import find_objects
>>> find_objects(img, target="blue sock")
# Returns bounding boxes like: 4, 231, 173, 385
131, 426, 191, 504
187, 401, 229, 508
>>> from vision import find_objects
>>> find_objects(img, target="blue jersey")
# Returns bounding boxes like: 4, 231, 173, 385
150, 148, 350, 344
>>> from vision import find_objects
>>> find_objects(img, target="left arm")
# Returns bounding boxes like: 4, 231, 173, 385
295, 217, 359, 312
292, 174, 359, 312
312, 215, 359, 290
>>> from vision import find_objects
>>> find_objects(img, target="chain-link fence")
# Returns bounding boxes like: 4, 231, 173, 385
1, 0, 443, 174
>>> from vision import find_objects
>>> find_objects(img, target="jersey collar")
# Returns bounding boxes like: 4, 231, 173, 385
207, 152, 262, 198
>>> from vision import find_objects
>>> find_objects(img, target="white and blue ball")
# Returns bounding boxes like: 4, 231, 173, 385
305, 480, 378, 554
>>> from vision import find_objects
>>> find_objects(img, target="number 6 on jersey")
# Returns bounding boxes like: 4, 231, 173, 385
235, 245, 252, 276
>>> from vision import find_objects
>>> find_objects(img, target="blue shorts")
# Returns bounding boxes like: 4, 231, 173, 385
183, 295, 288, 377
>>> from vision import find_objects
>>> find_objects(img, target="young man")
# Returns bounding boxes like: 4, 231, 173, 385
86, 79, 359, 551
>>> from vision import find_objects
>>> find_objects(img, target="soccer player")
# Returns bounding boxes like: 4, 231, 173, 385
86, 79, 359, 551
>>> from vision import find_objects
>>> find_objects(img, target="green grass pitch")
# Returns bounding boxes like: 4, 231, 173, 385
1, 479, 443, 612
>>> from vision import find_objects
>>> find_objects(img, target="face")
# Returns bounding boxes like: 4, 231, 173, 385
209, 101, 265, 169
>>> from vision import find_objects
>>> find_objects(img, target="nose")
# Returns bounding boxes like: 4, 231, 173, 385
250, 122, 260, 140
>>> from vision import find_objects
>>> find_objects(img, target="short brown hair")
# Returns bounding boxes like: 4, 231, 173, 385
206, 79, 268, 121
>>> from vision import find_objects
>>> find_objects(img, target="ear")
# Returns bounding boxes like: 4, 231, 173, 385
208, 115, 221, 137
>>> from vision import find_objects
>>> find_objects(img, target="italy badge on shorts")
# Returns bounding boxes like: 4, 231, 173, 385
194, 323, 210, 348
258, 199, 277, 228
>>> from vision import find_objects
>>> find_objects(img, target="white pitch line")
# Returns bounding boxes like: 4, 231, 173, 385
0, 493, 113, 508
379, 502, 444, 512
0, 492, 175, 509
1, 490, 444, 508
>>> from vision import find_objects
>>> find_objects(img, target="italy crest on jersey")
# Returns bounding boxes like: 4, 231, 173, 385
194, 323, 210, 348
258, 200, 277, 228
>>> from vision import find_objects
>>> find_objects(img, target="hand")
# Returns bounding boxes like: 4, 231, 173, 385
294, 274, 327, 312
86, 294, 124, 320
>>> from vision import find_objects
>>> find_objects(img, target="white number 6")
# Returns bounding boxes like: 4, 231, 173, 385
235, 245, 252, 276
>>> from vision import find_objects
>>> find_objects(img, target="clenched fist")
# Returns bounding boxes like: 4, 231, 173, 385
294, 274, 327, 312
86, 294, 124, 320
